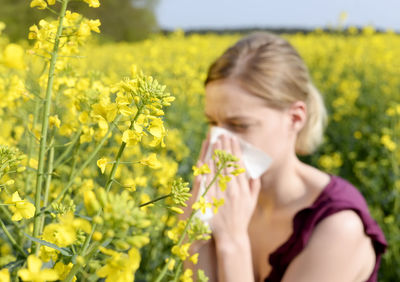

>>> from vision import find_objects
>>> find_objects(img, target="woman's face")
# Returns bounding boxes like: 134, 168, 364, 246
204, 79, 301, 164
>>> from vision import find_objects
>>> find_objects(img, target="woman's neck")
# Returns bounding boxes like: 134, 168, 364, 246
256, 156, 328, 215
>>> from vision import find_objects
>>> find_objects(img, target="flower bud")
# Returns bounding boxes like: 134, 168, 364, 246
114, 239, 130, 250
17, 166, 26, 172
127, 235, 150, 248
105, 230, 114, 238
92, 231, 103, 241
76, 256, 85, 265
93, 215, 103, 225
83, 190, 100, 216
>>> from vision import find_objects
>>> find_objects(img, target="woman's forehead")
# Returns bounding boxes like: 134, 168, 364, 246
205, 81, 272, 116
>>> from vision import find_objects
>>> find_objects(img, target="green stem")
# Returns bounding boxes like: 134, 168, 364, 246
173, 261, 183, 282
53, 128, 82, 169
139, 194, 171, 208
0, 218, 27, 258
39, 135, 55, 234
154, 166, 223, 282
31, 0, 70, 255
63, 241, 101, 282
25, 100, 40, 194
0, 206, 22, 230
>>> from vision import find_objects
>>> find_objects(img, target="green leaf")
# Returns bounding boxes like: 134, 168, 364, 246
23, 232, 72, 256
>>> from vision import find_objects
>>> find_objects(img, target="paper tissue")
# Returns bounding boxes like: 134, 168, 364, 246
194, 126, 273, 225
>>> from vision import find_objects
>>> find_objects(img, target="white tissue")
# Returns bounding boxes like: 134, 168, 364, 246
194, 126, 273, 225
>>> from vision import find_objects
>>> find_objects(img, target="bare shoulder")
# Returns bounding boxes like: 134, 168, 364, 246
282, 210, 376, 282
315, 209, 366, 237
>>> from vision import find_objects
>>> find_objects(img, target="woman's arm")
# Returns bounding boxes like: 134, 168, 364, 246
183, 236, 218, 281
214, 233, 255, 282
282, 210, 376, 282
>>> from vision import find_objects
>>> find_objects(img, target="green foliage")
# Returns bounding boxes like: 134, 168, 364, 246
0, 0, 159, 42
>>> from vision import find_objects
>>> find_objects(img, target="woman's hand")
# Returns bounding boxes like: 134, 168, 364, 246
179, 130, 211, 222
205, 134, 261, 242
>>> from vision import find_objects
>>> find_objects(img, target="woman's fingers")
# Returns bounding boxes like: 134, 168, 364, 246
230, 136, 248, 194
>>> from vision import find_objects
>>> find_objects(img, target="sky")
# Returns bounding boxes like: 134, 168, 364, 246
155, 0, 400, 31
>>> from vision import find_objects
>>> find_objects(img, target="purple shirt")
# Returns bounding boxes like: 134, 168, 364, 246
264, 174, 387, 282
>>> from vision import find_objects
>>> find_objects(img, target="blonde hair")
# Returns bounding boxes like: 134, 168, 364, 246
205, 32, 328, 156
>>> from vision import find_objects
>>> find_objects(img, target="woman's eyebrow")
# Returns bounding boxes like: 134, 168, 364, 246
204, 112, 253, 122
225, 116, 250, 121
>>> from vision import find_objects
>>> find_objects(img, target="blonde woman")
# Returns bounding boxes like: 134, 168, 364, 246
183, 32, 387, 282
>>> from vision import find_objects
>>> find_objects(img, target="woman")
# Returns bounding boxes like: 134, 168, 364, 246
182, 32, 387, 282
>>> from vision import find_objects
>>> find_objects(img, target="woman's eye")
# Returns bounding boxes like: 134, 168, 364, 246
230, 124, 250, 130
206, 120, 217, 126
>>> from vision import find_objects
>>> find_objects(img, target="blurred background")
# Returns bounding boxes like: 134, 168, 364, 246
1, 0, 399, 41
0, 1, 399, 281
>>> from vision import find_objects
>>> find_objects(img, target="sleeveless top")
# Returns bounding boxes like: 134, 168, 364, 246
264, 174, 387, 282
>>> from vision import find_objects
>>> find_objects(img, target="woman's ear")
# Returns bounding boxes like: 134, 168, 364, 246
288, 100, 307, 134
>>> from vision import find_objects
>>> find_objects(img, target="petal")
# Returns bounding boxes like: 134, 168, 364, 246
40, 269, 59, 281
27, 255, 42, 273
17, 269, 32, 280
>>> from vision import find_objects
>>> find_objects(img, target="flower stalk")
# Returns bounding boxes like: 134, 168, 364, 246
31, 0, 70, 255
154, 165, 223, 282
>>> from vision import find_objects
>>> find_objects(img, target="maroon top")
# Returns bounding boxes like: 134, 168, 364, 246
264, 174, 387, 282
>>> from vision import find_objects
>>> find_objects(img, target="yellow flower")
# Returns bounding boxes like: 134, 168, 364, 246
42, 223, 75, 248
88, 19, 101, 33
97, 157, 108, 174
171, 243, 190, 261
3, 44, 25, 69
127, 235, 150, 248
211, 197, 225, 214
148, 118, 164, 138
53, 262, 76, 282
47, 0, 56, 5
189, 253, 199, 264
165, 258, 176, 271
381, 134, 397, 151
192, 164, 211, 176
122, 129, 142, 146
42, 213, 91, 248
0, 268, 10, 282
83, 190, 100, 215
218, 175, 231, 191
6, 192, 35, 221
139, 153, 161, 169
18, 255, 59, 282
30, 0, 47, 9
83, 0, 100, 8
180, 269, 193, 282
169, 206, 184, 214
39, 245, 58, 263
231, 167, 245, 176
49, 115, 61, 129
192, 196, 211, 214
91, 102, 117, 122
167, 220, 186, 243
97, 247, 140, 282
92, 231, 103, 241
148, 118, 166, 147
